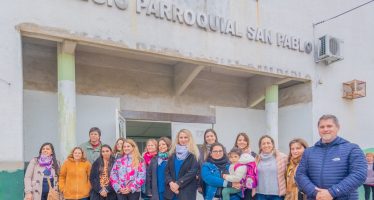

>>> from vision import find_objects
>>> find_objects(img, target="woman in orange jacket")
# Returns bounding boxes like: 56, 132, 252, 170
59, 147, 91, 200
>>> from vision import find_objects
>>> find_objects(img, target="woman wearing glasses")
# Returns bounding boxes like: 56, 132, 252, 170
201, 143, 241, 200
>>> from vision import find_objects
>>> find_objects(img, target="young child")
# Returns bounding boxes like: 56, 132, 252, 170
222, 148, 257, 200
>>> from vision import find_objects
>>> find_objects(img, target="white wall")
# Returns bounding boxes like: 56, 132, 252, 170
215, 106, 266, 153
23, 90, 120, 161
312, 0, 374, 148
215, 105, 313, 154
2, 0, 374, 163
0, 8, 23, 163
279, 103, 313, 153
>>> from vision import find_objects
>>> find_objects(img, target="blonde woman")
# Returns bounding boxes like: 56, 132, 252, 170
110, 139, 146, 200
59, 147, 91, 200
164, 129, 199, 200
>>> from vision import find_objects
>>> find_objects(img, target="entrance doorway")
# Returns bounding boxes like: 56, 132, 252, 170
126, 120, 171, 152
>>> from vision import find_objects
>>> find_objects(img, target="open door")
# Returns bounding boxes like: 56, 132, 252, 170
116, 109, 126, 139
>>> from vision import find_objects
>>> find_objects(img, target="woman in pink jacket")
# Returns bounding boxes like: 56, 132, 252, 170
110, 139, 146, 200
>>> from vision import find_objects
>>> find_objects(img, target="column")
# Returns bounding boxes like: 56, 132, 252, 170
265, 85, 279, 148
58, 40, 77, 160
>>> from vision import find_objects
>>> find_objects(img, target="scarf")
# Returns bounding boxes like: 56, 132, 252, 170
144, 151, 157, 166
259, 152, 274, 161
285, 156, 302, 199
157, 152, 169, 165
91, 141, 101, 149
38, 155, 53, 177
207, 155, 229, 172
176, 144, 190, 160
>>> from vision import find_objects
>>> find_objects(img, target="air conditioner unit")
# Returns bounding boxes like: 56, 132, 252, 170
316, 35, 343, 64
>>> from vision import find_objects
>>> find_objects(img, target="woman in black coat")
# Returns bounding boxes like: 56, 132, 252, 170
145, 137, 172, 200
164, 129, 200, 200
90, 144, 117, 200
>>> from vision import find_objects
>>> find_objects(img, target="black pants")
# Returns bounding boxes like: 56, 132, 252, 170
41, 192, 48, 200
364, 184, 374, 200
243, 189, 254, 200
117, 192, 140, 200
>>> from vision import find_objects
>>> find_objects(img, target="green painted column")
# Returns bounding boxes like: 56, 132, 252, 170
58, 41, 77, 160
265, 85, 279, 148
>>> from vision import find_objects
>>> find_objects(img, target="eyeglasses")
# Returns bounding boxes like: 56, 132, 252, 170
212, 150, 224, 154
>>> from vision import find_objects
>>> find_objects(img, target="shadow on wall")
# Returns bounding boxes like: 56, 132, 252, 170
359, 148, 374, 200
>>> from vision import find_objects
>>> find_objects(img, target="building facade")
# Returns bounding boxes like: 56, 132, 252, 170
0, 0, 373, 199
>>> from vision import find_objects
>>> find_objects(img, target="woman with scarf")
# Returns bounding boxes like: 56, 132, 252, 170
90, 144, 117, 200
233, 132, 257, 200
146, 137, 172, 200
285, 139, 308, 200
110, 139, 146, 200
24, 143, 60, 200
201, 143, 241, 200
256, 135, 288, 200
142, 139, 158, 199
164, 129, 200, 200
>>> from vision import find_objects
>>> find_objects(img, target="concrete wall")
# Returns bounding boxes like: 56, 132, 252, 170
279, 103, 314, 152
311, 0, 374, 148
1, 0, 374, 198
23, 90, 120, 161
0, 3, 24, 199
214, 106, 266, 153
215, 104, 313, 154
23, 42, 250, 116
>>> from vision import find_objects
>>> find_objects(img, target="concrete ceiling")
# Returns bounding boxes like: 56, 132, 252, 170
22, 36, 257, 79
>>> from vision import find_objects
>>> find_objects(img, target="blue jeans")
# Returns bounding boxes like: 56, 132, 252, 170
158, 192, 164, 200
256, 194, 284, 200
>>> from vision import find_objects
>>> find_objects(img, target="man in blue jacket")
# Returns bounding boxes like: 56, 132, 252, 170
295, 114, 367, 200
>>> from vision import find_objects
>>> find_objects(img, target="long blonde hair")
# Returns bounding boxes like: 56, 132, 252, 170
123, 139, 142, 168
170, 129, 199, 160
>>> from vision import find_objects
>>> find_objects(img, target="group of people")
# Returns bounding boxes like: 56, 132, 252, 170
24, 114, 373, 200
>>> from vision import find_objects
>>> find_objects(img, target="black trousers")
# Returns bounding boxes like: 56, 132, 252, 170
243, 189, 254, 200
41, 192, 48, 200
364, 184, 374, 200
117, 192, 140, 200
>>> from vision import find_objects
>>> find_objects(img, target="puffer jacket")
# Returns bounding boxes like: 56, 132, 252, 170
295, 137, 367, 200
110, 155, 146, 193
201, 162, 240, 200
225, 154, 251, 182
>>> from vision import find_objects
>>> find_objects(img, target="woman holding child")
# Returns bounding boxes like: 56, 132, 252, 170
201, 143, 242, 200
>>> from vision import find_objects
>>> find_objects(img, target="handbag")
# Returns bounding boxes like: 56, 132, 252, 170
47, 178, 62, 200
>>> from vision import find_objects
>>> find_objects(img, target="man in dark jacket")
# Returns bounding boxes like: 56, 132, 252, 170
296, 114, 367, 200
